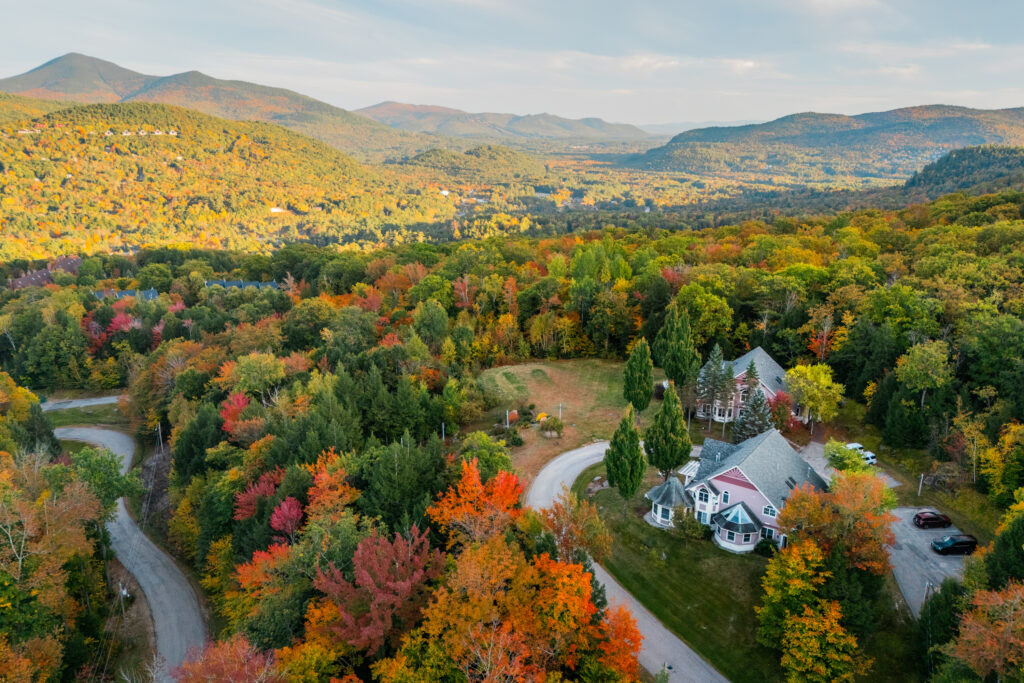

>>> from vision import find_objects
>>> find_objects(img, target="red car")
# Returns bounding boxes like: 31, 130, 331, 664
913, 511, 952, 529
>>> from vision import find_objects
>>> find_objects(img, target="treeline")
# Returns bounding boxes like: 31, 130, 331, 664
0, 373, 141, 681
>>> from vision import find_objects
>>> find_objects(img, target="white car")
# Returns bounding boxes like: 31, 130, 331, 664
846, 442, 865, 452
860, 450, 877, 466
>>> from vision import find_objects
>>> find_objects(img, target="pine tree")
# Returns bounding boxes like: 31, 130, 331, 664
605, 405, 645, 503
697, 344, 734, 430
652, 301, 680, 367
663, 310, 702, 425
644, 383, 692, 479
623, 338, 654, 412
733, 388, 774, 443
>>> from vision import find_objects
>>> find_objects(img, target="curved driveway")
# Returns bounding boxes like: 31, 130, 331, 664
526, 442, 726, 683
55, 427, 206, 681
41, 394, 124, 412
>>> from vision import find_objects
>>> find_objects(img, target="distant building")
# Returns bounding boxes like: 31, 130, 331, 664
204, 280, 279, 291
8, 269, 53, 289
696, 346, 809, 424
49, 255, 82, 275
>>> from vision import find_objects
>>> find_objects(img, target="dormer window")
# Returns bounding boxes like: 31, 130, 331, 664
698, 489, 709, 503
763, 505, 777, 518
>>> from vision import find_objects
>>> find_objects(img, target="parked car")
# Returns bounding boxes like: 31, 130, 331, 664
846, 442, 864, 452
860, 450, 877, 466
931, 535, 978, 555
914, 511, 952, 528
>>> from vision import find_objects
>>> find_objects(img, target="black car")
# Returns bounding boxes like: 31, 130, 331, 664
914, 511, 952, 529
931, 535, 978, 556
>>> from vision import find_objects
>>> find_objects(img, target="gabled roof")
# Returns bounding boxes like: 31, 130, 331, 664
645, 476, 688, 509
731, 346, 787, 394
712, 502, 762, 534
687, 429, 827, 510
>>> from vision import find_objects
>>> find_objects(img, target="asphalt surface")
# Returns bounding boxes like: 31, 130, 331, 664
41, 394, 124, 412
526, 441, 726, 683
888, 506, 968, 617
55, 427, 206, 681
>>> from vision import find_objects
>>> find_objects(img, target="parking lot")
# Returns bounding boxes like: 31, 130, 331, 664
888, 507, 968, 616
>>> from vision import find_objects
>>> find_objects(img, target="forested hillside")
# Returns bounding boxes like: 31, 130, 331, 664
0, 91, 69, 125
905, 145, 1024, 197
0, 102, 457, 259
0, 53, 445, 162
637, 105, 1024, 186
357, 100, 651, 140
2, 184, 1024, 680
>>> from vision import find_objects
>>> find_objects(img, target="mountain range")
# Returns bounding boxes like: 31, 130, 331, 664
0, 54, 657, 161
0, 53, 443, 162
636, 105, 1024, 185
355, 101, 649, 140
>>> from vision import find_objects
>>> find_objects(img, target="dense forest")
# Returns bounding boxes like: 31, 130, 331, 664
2, 177, 1024, 679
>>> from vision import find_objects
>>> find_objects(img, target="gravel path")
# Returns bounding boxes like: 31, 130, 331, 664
55, 427, 206, 681
526, 442, 726, 683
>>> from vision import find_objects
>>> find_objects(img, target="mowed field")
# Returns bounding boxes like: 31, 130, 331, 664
476, 359, 665, 487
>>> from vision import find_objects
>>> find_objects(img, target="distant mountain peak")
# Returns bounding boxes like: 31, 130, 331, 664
355, 100, 650, 141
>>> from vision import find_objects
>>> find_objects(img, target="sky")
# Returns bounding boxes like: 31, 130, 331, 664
4, 0, 1024, 125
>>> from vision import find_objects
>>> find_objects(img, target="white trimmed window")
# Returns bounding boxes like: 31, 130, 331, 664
726, 531, 735, 541
722, 491, 730, 504
763, 505, 777, 518
698, 489, 709, 503
743, 533, 751, 544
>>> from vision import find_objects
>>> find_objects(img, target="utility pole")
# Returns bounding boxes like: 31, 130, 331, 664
441, 422, 445, 440
918, 473, 924, 497
559, 402, 562, 420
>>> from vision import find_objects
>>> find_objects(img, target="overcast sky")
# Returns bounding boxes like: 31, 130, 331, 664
4, 0, 1024, 124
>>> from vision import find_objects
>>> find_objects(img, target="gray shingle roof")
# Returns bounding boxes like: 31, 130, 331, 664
731, 346, 787, 394
645, 476, 688, 508
687, 429, 826, 510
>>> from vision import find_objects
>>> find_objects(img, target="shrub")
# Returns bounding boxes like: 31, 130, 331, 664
675, 509, 710, 541
541, 416, 564, 437
754, 538, 779, 557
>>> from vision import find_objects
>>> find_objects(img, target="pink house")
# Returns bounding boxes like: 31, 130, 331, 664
695, 346, 809, 424
681, 429, 827, 553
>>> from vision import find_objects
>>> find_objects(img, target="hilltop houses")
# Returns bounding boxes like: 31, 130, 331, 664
695, 346, 807, 424
676, 429, 826, 552
7, 255, 82, 290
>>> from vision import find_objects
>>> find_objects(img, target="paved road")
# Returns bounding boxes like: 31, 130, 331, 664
526, 442, 726, 683
888, 507, 967, 617
41, 394, 124, 412
55, 427, 206, 681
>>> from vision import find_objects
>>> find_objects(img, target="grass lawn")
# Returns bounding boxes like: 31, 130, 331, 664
831, 401, 1001, 543
572, 462, 780, 683
59, 439, 92, 455
573, 462, 925, 683
476, 359, 728, 486
46, 402, 130, 429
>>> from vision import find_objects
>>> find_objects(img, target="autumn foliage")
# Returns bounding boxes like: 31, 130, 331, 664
427, 457, 523, 544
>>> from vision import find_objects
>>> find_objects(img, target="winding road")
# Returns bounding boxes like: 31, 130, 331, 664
41, 394, 124, 412
526, 442, 726, 683
55, 426, 206, 682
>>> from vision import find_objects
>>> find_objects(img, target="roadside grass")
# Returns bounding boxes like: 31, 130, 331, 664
46, 402, 130, 428
59, 439, 92, 455
831, 401, 1001, 543
574, 462, 925, 683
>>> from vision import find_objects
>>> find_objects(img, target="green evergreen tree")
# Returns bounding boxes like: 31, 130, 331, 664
663, 309, 702, 425
644, 383, 692, 479
173, 402, 223, 483
733, 388, 774, 442
652, 301, 680, 367
624, 338, 654, 412
988, 513, 1024, 589
604, 405, 645, 503
697, 344, 734, 431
